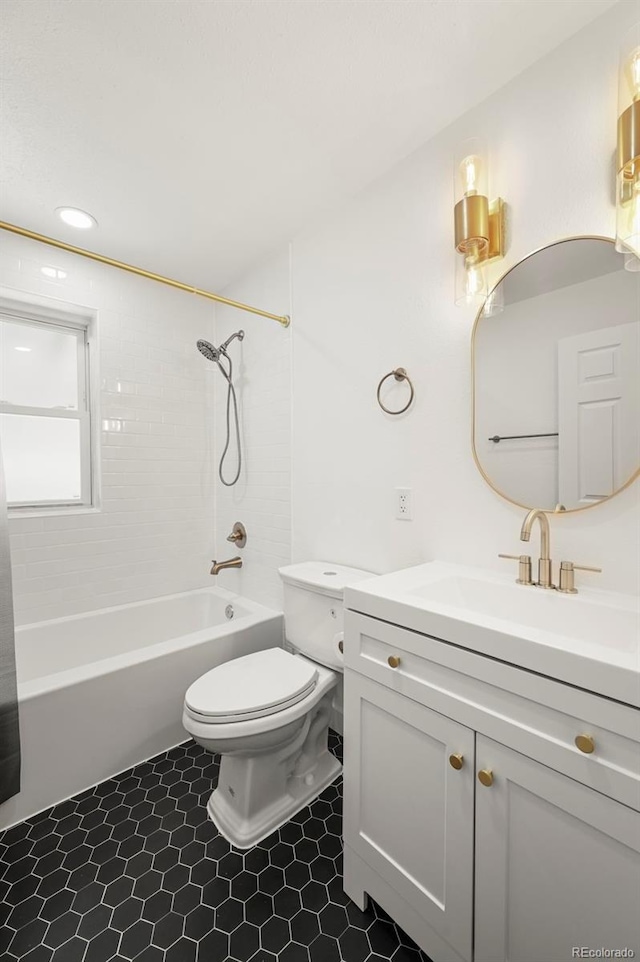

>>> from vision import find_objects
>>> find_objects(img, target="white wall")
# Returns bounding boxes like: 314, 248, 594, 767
220, 0, 640, 599
1, 234, 216, 625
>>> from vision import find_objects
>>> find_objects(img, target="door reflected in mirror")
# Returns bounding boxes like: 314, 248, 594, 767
472, 237, 640, 513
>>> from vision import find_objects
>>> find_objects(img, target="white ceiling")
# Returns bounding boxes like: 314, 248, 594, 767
0, 0, 616, 292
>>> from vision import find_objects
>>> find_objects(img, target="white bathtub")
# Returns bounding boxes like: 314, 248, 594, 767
0, 588, 283, 830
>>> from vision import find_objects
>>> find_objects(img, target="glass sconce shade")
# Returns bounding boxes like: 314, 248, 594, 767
618, 23, 640, 116
455, 240, 487, 307
454, 138, 490, 255
482, 280, 505, 316
454, 139, 489, 202
616, 166, 640, 258
616, 24, 640, 267
624, 249, 640, 271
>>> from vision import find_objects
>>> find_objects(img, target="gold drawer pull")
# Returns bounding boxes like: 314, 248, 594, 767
575, 734, 595, 754
449, 754, 464, 770
387, 655, 401, 669
478, 769, 494, 787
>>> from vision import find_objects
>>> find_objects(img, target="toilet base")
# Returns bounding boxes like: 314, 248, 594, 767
205, 692, 341, 849
208, 747, 341, 849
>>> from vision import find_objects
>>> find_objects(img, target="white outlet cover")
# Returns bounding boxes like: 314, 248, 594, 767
395, 487, 412, 521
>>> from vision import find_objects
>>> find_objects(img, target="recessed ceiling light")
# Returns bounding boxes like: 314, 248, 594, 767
41, 266, 67, 279
55, 207, 97, 230
14, 346, 32, 353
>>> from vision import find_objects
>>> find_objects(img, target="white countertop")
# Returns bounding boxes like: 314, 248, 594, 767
345, 561, 640, 707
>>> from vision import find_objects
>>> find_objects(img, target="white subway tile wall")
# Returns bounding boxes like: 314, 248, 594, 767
213, 248, 292, 610
1, 233, 216, 626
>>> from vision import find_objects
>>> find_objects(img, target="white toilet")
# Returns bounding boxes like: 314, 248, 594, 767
182, 561, 372, 849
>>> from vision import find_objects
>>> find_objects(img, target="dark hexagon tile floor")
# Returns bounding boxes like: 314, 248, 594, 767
0, 732, 432, 962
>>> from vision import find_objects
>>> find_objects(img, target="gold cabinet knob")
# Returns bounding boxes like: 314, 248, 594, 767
387, 655, 401, 669
478, 769, 494, 787
449, 754, 464, 770
575, 734, 595, 754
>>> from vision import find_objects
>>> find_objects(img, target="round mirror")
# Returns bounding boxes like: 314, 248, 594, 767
472, 236, 639, 513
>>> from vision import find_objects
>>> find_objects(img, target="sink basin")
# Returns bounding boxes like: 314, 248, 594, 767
409, 576, 637, 652
346, 561, 640, 706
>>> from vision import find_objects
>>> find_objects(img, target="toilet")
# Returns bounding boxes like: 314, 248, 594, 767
182, 561, 372, 849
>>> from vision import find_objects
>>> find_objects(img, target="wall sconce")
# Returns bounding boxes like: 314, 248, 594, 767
454, 137, 505, 307
616, 24, 640, 270
482, 283, 504, 317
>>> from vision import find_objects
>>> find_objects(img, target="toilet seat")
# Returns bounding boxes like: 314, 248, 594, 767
184, 648, 319, 724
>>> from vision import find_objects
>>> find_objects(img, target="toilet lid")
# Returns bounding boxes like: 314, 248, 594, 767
185, 648, 319, 722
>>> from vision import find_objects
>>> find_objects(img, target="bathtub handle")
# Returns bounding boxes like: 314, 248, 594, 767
226, 522, 247, 548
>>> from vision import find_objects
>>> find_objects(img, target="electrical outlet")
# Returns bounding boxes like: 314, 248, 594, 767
395, 487, 412, 521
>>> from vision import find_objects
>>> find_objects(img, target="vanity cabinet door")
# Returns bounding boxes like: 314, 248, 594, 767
344, 671, 475, 962
475, 735, 640, 962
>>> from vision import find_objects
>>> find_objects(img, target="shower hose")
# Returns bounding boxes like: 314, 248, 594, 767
218, 354, 242, 487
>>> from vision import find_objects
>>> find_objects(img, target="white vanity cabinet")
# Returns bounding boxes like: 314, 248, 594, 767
474, 735, 640, 962
342, 610, 640, 962
344, 672, 475, 962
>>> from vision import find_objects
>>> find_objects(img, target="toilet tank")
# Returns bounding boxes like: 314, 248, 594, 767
279, 562, 374, 670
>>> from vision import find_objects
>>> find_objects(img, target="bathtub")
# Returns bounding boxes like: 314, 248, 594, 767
0, 588, 283, 830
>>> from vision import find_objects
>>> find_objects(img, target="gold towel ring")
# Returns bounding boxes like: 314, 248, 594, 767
377, 368, 414, 415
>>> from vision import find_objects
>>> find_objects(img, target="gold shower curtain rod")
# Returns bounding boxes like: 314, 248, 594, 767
0, 221, 290, 327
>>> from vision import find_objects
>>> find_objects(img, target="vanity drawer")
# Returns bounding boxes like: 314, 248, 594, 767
344, 611, 640, 810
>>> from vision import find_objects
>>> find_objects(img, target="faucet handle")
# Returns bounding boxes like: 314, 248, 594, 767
498, 553, 533, 586
226, 522, 247, 548
557, 561, 602, 594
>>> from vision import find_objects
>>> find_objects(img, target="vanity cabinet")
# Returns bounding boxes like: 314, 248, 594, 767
474, 735, 640, 962
344, 673, 475, 962
343, 610, 640, 962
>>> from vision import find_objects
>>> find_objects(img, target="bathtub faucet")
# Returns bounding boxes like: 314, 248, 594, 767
210, 557, 243, 576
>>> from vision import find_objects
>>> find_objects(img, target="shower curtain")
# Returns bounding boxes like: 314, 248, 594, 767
0, 439, 20, 805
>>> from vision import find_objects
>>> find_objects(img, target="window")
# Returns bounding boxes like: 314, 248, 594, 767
0, 308, 94, 510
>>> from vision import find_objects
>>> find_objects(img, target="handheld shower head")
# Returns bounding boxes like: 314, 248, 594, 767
196, 339, 220, 362
196, 331, 244, 487
196, 331, 244, 362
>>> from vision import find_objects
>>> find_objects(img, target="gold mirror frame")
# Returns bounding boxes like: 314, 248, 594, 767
471, 235, 640, 515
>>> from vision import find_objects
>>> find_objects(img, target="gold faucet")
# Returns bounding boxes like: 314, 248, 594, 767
210, 557, 243, 576
520, 509, 554, 589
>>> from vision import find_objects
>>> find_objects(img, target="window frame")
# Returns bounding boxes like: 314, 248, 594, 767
0, 300, 97, 512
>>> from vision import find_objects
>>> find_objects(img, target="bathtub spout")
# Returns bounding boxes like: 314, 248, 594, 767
210, 557, 243, 576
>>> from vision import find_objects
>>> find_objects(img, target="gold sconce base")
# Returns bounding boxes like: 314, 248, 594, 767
487, 198, 505, 261
454, 195, 505, 262
455, 194, 489, 254
618, 100, 640, 172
